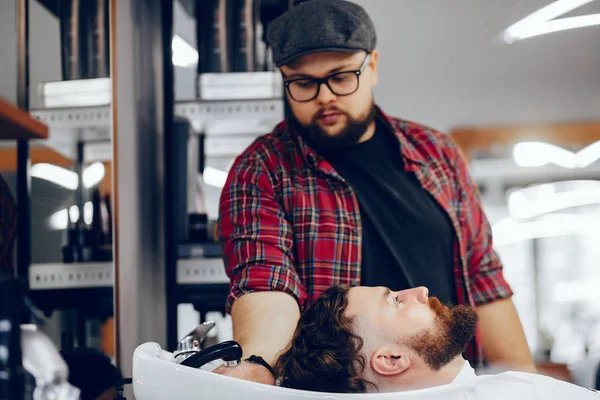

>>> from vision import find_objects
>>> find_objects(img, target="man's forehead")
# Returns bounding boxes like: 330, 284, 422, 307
345, 286, 382, 336
281, 51, 364, 75
345, 286, 374, 317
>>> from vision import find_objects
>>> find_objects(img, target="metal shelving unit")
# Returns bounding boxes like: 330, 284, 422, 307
29, 262, 113, 290
16, 1, 287, 380
27, 91, 284, 348
29, 97, 283, 150
164, 94, 284, 347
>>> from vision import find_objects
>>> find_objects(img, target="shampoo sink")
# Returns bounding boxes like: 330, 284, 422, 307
131, 340, 594, 400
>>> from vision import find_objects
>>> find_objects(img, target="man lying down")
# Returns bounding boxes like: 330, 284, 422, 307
274, 285, 599, 398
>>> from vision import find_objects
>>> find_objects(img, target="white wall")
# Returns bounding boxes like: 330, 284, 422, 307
351, 0, 600, 133
0, 0, 17, 102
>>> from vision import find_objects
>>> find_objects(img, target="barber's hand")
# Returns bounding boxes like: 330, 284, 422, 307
212, 361, 276, 385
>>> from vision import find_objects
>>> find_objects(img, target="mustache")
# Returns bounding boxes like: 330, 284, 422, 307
428, 297, 452, 320
313, 107, 347, 121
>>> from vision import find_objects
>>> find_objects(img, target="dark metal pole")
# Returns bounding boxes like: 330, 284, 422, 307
111, 0, 172, 394
162, 0, 178, 350
75, 141, 85, 216
16, 0, 31, 290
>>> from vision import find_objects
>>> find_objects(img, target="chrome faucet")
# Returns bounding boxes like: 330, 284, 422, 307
173, 322, 243, 369
173, 321, 217, 364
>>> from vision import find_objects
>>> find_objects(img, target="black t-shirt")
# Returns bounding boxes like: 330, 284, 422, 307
323, 120, 458, 305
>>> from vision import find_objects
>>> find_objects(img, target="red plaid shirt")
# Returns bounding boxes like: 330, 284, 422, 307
218, 107, 513, 367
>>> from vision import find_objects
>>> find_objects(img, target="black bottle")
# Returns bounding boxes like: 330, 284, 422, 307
89, 0, 110, 78
103, 194, 113, 246
59, 0, 90, 80
231, 0, 260, 72
90, 189, 104, 247
196, 0, 232, 73
62, 219, 80, 263
62, 217, 94, 263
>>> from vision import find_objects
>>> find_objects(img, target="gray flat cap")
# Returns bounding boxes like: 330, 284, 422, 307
267, 0, 377, 67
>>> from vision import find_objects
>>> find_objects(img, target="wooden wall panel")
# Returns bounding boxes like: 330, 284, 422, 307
451, 121, 600, 156
0, 147, 73, 172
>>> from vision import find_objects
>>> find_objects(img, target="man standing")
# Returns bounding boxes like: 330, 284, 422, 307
216, 0, 535, 384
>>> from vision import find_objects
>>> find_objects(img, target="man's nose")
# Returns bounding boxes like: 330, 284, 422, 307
316, 82, 336, 104
413, 286, 429, 304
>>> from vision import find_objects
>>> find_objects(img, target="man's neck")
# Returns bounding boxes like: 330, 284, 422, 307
357, 120, 377, 143
383, 356, 468, 392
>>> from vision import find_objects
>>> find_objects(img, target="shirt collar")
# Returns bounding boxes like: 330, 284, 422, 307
285, 105, 426, 173
452, 360, 477, 384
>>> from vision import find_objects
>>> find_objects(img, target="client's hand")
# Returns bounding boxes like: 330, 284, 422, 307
212, 361, 276, 385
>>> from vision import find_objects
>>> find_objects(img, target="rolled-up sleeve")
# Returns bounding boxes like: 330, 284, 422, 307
449, 139, 514, 306
218, 150, 307, 314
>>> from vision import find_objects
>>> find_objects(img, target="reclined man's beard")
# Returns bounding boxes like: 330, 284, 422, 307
403, 302, 478, 371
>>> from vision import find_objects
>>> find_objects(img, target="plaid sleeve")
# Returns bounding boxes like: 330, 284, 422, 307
447, 138, 514, 306
218, 150, 307, 314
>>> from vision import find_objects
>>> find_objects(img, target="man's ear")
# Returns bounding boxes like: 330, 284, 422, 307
368, 49, 379, 87
370, 347, 411, 377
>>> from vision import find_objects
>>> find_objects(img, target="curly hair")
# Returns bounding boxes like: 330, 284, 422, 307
274, 285, 376, 393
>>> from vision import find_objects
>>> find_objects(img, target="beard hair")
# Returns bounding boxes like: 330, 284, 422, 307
402, 298, 478, 371
288, 101, 377, 151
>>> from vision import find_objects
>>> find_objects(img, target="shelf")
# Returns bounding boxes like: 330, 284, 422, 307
176, 98, 284, 133
30, 105, 112, 133
29, 262, 113, 290
26, 260, 229, 315
0, 96, 49, 140
27, 262, 113, 317
29, 98, 284, 160
175, 257, 230, 313
177, 258, 229, 285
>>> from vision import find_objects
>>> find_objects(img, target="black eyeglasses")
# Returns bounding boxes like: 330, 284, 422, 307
283, 53, 371, 102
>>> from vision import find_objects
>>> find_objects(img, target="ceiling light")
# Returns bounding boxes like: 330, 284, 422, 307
512, 141, 600, 168
69, 205, 80, 223
508, 14, 600, 41
83, 201, 93, 225
48, 208, 69, 230
503, 0, 598, 43
31, 162, 105, 190
48, 201, 95, 230
31, 164, 78, 190
493, 213, 598, 246
574, 141, 600, 167
83, 162, 106, 188
507, 180, 600, 219
172, 35, 198, 68
513, 142, 577, 168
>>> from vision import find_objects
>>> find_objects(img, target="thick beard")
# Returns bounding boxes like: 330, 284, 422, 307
289, 101, 377, 151
403, 298, 478, 371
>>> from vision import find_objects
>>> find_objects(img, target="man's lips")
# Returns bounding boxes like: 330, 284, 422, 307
318, 112, 343, 124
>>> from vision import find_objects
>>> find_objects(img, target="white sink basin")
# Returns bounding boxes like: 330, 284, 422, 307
131, 342, 468, 400
131, 342, 598, 400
